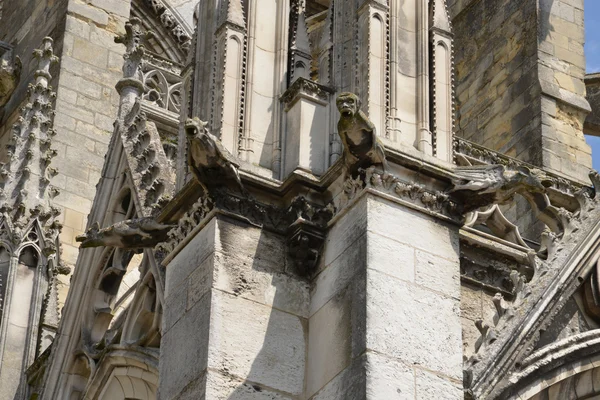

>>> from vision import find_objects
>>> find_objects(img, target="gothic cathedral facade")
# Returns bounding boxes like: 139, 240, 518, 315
0, 0, 599, 399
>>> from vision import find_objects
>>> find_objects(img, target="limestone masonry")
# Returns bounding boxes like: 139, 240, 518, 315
0, 0, 600, 399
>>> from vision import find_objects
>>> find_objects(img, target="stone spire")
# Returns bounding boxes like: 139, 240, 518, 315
289, 0, 312, 82
217, 0, 246, 30
0, 37, 61, 248
114, 18, 175, 214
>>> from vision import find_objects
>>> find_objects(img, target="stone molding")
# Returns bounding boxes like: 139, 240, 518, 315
280, 77, 334, 107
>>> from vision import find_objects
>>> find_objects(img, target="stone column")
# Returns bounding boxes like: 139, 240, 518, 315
307, 193, 463, 399
158, 212, 309, 399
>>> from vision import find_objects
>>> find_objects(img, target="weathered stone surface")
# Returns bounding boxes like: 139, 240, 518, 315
366, 269, 463, 380
208, 291, 305, 396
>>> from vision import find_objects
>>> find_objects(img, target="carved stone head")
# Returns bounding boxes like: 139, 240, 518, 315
184, 117, 208, 139
336, 92, 360, 117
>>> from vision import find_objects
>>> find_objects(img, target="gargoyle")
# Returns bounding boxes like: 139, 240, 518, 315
336, 93, 388, 174
450, 165, 552, 212
76, 218, 175, 249
185, 117, 248, 195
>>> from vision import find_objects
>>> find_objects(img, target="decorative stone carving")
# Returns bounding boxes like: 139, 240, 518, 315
142, 0, 192, 51
464, 204, 527, 248
286, 196, 332, 275
184, 117, 247, 195
0, 42, 21, 107
0, 37, 62, 253
463, 171, 600, 399
335, 166, 460, 221
115, 18, 153, 93
76, 218, 175, 249
336, 92, 388, 175
454, 137, 584, 197
451, 165, 552, 212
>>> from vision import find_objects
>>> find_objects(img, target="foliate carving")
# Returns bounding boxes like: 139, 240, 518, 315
286, 196, 333, 275
0, 42, 22, 106
115, 18, 153, 89
280, 77, 333, 105
142, 0, 192, 50
157, 196, 213, 255
0, 38, 62, 256
336, 166, 459, 220
123, 106, 175, 211
336, 92, 388, 175
159, 191, 333, 274
185, 117, 247, 196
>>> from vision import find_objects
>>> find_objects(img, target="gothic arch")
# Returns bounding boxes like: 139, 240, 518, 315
84, 347, 159, 400
502, 331, 600, 399
130, 0, 191, 65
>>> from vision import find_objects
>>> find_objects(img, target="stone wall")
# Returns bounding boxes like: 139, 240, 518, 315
51, 0, 131, 308
450, 0, 591, 183
585, 73, 600, 136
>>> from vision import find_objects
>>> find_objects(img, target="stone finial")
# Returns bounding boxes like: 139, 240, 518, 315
115, 18, 153, 83
218, 0, 246, 30
32, 37, 59, 87
429, 0, 452, 32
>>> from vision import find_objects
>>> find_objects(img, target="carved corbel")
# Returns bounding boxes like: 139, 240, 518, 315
287, 219, 326, 276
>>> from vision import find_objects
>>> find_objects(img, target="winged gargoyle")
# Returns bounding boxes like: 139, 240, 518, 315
76, 218, 175, 249
185, 117, 248, 195
450, 165, 553, 212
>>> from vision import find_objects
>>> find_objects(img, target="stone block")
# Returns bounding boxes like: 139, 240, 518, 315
311, 356, 367, 400
311, 233, 365, 316
366, 231, 415, 284
205, 371, 292, 399
215, 218, 286, 274
89, 0, 130, 18
163, 279, 188, 333
187, 255, 214, 309
365, 269, 463, 379
415, 250, 460, 299
166, 219, 216, 293
415, 369, 462, 399
460, 284, 483, 321
67, 2, 109, 26
208, 291, 305, 396
307, 287, 352, 397
213, 251, 309, 317
366, 196, 459, 258
322, 196, 368, 266
65, 15, 91, 39
159, 292, 211, 399
63, 208, 85, 230
365, 352, 415, 399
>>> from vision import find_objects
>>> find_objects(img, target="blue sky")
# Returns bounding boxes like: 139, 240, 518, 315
585, 0, 600, 171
